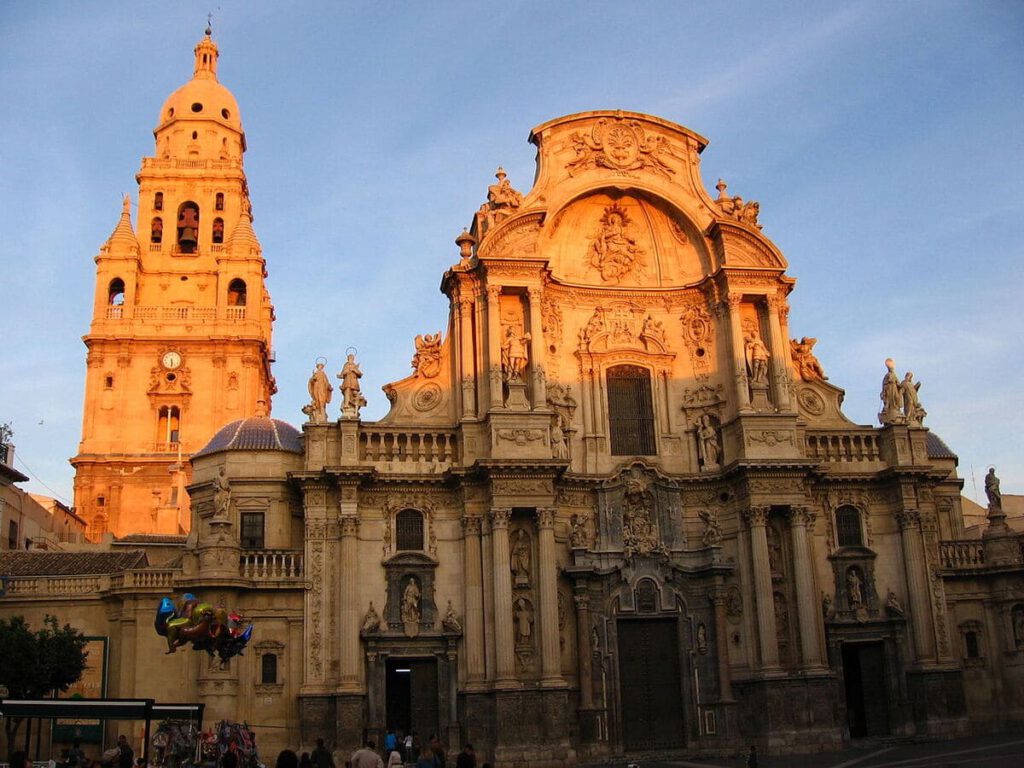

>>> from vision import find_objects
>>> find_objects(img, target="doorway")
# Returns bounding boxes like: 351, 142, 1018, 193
385, 657, 439, 748
842, 642, 889, 737
617, 618, 685, 750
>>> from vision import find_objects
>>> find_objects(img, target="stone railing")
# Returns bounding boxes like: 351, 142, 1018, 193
804, 429, 882, 464
240, 549, 303, 579
225, 306, 246, 320
109, 568, 177, 591
359, 428, 459, 466
3, 575, 104, 596
141, 158, 242, 171
105, 306, 250, 323
938, 540, 985, 569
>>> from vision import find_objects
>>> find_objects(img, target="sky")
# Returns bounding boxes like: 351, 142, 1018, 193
0, 1, 1021, 507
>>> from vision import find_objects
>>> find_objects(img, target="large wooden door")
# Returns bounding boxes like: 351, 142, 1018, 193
842, 642, 889, 737
386, 658, 438, 741
617, 618, 685, 750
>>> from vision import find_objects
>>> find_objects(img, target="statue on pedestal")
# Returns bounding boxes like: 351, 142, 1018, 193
901, 371, 926, 426
985, 467, 1002, 510
337, 353, 366, 418
879, 358, 902, 424
306, 360, 332, 423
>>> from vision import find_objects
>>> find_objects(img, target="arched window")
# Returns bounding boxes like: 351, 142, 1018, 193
108, 278, 125, 305
154, 192, 163, 211
606, 364, 655, 455
964, 631, 980, 659
261, 653, 278, 684
215, 192, 225, 211
157, 406, 181, 445
176, 202, 200, 253
835, 506, 863, 547
150, 217, 163, 244
227, 278, 247, 306
635, 578, 659, 613
396, 509, 424, 551
212, 217, 225, 244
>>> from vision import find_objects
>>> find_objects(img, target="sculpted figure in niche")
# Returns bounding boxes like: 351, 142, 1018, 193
846, 568, 864, 608
985, 467, 1002, 510
901, 371, 926, 426
879, 358, 902, 424
442, 600, 462, 633
212, 468, 231, 520
696, 623, 708, 654
551, 414, 569, 460
306, 361, 332, 423
822, 593, 833, 619
699, 508, 723, 547
501, 325, 530, 382
622, 472, 660, 557
511, 528, 531, 587
400, 578, 421, 624
411, 332, 442, 378
514, 597, 534, 645
885, 590, 904, 616
361, 602, 381, 634
589, 205, 644, 284
569, 513, 589, 548
744, 329, 770, 385
337, 353, 366, 417
640, 315, 666, 344
790, 337, 828, 381
697, 414, 722, 471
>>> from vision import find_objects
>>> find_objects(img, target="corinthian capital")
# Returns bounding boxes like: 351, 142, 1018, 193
537, 507, 556, 529
786, 505, 814, 528
741, 505, 770, 527
490, 507, 512, 528
461, 515, 482, 536
895, 509, 921, 530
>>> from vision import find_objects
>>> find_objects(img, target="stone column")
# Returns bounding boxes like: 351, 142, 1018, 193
573, 586, 594, 709
787, 506, 825, 669
486, 285, 504, 410
537, 508, 563, 687
710, 589, 734, 702
742, 505, 780, 670
301, 484, 330, 691
725, 294, 752, 412
458, 297, 477, 419
766, 295, 792, 411
339, 514, 362, 691
490, 507, 517, 686
526, 287, 548, 409
897, 509, 936, 662
462, 514, 486, 688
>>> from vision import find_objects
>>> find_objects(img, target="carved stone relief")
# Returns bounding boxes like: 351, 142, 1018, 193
411, 332, 442, 378
565, 117, 675, 178
587, 203, 647, 285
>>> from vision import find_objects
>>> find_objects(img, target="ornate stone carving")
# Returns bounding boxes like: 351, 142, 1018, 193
537, 508, 556, 528
682, 383, 724, 409
696, 414, 722, 472
985, 467, 1002, 511
411, 332, 442, 378
550, 414, 569, 460
790, 337, 827, 381
742, 506, 770, 527
796, 386, 826, 416
462, 515, 482, 536
565, 117, 675, 178
746, 430, 793, 447
744, 328, 770, 386
442, 600, 462, 633
305, 361, 333, 423
492, 478, 552, 497
901, 371, 926, 426
621, 468, 663, 558
698, 508, 723, 546
412, 382, 443, 412
501, 324, 531, 383
541, 293, 563, 344
400, 576, 421, 637
479, 167, 523, 227
895, 509, 921, 530
490, 507, 512, 528
511, 527, 532, 587
587, 203, 646, 284
714, 179, 762, 229
496, 428, 546, 446
569, 511, 591, 548
337, 353, 366, 419
361, 602, 381, 634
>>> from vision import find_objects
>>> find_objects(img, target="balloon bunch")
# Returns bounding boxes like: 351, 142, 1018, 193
155, 594, 254, 663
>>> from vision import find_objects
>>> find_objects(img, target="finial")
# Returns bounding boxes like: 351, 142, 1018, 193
495, 166, 507, 181
206, 12, 213, 36
715, 179, 728, 200
122, 194, 131, 214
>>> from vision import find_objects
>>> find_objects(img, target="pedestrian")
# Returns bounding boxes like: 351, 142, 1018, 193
300, 754, 312, 768
383, 731, 397, 756
454, 744, 475, 768
385, 748, 402, 768
311, 739, 335, 768
67, 739, 87, 768
116, 736, 134, 768
427, 735, 445, 768
277, 751, 299, 768
402, 734, 413, 764
350, 741, 382, 768
414, 747, 434, 768
746, 745, 758, 768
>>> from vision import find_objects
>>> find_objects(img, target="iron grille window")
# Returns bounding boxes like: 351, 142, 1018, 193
396, 509, 424, 551
240, 512, 265, 549
964, 631, 980, 659
261, 652, 277, 684
835, 506, 863, 547
607, 365, 656, 455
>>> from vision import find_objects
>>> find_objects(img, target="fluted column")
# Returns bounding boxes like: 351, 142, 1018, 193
742, 505, 780, 670
787, 506, 825, 669
573, 586, 594, 709
339, 515, 361, 690
725, 294, 752, 412
526, 287, 548, 409
490, 507, 517, 686
897, 509, 936, 662
537, 508, 564, 687
486, 285, 504, 410
766, 295, 792, 410
458, 297, 477, 419
462, 514, 486, 688
710, 589, 734, 702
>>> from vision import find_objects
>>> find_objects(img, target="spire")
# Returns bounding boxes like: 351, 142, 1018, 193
102, 195, 141, 255
226, 203, 261, 255
193, 23, 219, 81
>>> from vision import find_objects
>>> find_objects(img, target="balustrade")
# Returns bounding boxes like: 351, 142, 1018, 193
804, 430, 881, 463
359, 428, 458, 465
938, 540, 985, 569
239, 549, 303, 579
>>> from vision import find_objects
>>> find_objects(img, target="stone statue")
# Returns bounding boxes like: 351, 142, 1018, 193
484, 167, 523, 223
411, 332, 443, 378
744, 330, 770, 385
569, 513, 589, 548
901, 371, 926, 426
212, 468, 231, 520
442, 600, 462, 633
337, 353, 365, 418
822, 592, 833, 619
361, 602, 381, 634
511, 528, 531, 586
846, 568, 863, 607
879, 358, 902, 424
589, 205, 644, 284
697, 414, 722, 470
306, 361, 332, 423
699, 508, 723, 547
714, 179, 762, 229
640, 315, 665, 344
551, 414, 569, 460
985, 467, 1002, 510
885, 590, 904, 616
513, 597, 534, 645
790, 337, 827, 381
501, 325, 530, 382
622, 472, 660, 557
696, 623, 708, 654
400, 578, 421, 624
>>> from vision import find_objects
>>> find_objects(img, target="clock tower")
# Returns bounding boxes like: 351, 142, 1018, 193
71, 28, 275, 538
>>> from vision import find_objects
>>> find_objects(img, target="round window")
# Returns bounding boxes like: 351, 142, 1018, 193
167, 107, 175, 118
221, 108, 231, 119
191, 102, 203, 113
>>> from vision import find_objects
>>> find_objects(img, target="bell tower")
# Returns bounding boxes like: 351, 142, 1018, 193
71, 28, 275, 538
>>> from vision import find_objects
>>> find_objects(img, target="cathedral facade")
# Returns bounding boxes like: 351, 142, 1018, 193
3, 31, 1024, 766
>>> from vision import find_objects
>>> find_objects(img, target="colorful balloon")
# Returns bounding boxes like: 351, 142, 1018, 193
154, 594, 254, 662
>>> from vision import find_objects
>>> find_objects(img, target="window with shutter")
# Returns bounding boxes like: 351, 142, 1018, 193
607, 365, 656, 455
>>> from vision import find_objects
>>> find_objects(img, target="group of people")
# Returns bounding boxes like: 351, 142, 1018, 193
274, 737, 481, 768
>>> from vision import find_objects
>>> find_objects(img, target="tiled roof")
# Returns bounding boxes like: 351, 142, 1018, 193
193, 417, 302, 457
0, 550, 148, 576
926, 431, 957, 460
114, 534, 187, 545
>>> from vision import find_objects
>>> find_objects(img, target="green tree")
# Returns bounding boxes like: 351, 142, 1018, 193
0, 615, 89, 752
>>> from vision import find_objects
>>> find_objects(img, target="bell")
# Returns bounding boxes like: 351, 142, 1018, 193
179, 227, 198, 248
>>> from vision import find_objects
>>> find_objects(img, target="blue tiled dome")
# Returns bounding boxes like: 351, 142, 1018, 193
194, 416, 302, 457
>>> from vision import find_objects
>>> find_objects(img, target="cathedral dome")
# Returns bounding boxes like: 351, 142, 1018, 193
194, 416, 302, 457
155, 32, 243, 136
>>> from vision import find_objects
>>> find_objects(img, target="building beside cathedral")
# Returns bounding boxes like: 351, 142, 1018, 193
2, 30, 1024, 766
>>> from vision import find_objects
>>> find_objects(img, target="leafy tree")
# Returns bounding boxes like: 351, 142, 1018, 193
0, 615, 89, 752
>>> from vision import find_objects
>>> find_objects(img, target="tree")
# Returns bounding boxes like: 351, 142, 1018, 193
0, 615, 89, 753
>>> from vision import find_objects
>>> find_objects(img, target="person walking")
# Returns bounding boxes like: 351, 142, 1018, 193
414, 747, 434, 768
116, 736, 134, 768
454, 744, 475, 768
350, 741, 382, 768
746, 745, 758, 768
311, 739, 335, 768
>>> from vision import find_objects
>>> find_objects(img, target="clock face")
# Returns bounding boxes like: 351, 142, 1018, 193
162, 351, 182, 370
